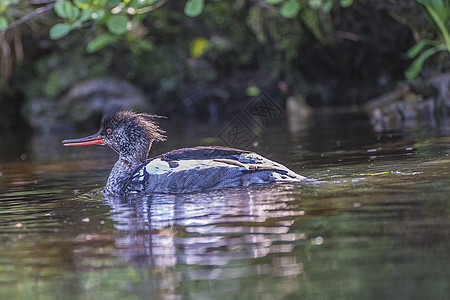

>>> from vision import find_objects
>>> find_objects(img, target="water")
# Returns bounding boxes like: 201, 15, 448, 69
1, 112, 449, 299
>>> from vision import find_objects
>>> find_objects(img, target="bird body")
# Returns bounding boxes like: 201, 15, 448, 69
63, 109, 307, 196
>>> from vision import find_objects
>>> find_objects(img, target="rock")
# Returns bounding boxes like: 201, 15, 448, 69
26, 97, 58, 131
429, 73, 450, 112
26, 78, 150, 132
286, 95, 312, 132
364, 74, 450, 131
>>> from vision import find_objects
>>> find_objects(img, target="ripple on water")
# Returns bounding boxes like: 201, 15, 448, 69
1, 125, 450, 299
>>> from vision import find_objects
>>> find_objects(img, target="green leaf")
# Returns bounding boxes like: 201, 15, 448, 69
246, 86, 261, 96
424, 2, 450, 52
72, 8, 92, 28
190, 37, 208, 58
265, 0, 283, 3
106, 15, 129, 35
86, 34, 120, 52
0, 16, 7, 29
308, 0, 322, 9
417, 0, 447, 25
322, 0, 333, 12
129, 0, 154, 9
74, 0, 91, 10
49, 23, 72, 39
108, 0, 121, 7
79, 8, 92, 22
137, 39, 154, 52
91, 9, 105, 20
130, 39, 154, 55
184, 0, 204, 17
406, 39, 431, 58
54, 1, 80, 21
54, 1, 69, 18
405, 45, 446, 80
340, 0, 353, 7
281, 0, 301, 18
429, 0, 444, 11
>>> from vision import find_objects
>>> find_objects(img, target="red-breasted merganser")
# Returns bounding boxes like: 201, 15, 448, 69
62, 108, 307, 195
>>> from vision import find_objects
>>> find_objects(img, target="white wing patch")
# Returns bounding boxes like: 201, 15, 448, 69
144, 159, 172, 175
144, 158, 243, 175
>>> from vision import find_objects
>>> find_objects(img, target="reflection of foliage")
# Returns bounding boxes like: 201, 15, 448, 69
405, 0, 450, 80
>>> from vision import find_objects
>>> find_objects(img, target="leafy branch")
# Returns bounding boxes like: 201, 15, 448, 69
405, 0, 450, 80
0, 0, 356, 55
0, 2, 55, 32
264, 0, 353, 19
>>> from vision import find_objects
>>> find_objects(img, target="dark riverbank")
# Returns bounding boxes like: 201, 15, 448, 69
0, 1, 448, 131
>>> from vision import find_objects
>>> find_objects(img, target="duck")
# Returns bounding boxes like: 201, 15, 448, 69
62, 108, 307, 195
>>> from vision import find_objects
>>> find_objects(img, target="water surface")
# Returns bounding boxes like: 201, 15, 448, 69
0, 112, 449, 299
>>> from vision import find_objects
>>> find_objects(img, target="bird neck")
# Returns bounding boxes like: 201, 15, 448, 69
103, 140, 153, 195
104, 156, 142, 195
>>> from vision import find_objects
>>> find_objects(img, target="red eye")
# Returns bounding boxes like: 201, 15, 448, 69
107, 128, 112, 134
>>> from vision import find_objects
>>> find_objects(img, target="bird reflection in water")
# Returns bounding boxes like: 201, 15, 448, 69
104, 185, 306, 277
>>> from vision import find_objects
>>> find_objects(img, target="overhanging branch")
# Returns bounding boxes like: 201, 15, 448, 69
0, 3, 55, 33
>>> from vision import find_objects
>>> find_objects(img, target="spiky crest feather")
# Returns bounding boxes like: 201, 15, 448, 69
101, 107, 166, 144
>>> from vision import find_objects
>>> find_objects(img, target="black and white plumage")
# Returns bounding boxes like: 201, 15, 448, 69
63, 109, 307, 196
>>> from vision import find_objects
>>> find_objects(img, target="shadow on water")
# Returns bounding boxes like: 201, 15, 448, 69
0, 111, 450, 299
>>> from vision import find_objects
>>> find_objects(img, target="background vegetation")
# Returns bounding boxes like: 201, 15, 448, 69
0, 0, 448, 130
